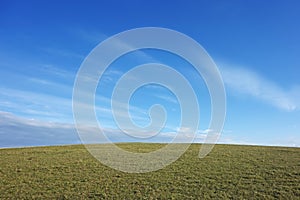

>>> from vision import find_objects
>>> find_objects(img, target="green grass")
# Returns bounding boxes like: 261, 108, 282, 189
0, 143, 299, 199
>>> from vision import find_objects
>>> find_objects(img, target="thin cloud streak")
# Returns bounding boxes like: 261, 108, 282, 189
155, 94, 178, 104
0, 85, 151, 125
220, 63, 299, 111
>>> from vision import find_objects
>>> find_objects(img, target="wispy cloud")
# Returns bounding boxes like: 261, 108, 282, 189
0, 111, 202, 147
77, 29, 159, 63
0, 111, 80, 148
155, 94, 178, 104
0, 85, 151, 126
41, 47, 85, 60
38, 64, 76, 79
220, 63, 300, 111
1, 111, 299, 148
28, 77, 73, 92
0, 87, 73, 122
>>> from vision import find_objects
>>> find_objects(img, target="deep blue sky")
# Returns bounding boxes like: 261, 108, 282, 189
0, 0, 300, 147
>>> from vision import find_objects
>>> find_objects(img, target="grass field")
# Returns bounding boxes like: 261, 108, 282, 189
0, 143, 299, 199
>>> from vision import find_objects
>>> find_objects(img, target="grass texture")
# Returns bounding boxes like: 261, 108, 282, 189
0, 143, 299, 199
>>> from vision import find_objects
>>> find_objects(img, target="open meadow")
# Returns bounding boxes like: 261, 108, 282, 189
0, 143, 299, 199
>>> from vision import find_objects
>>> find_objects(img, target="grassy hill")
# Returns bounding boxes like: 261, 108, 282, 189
0, 143, 299, 199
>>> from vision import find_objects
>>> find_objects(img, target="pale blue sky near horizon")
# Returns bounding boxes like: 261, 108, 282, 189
0, 0, 300, 147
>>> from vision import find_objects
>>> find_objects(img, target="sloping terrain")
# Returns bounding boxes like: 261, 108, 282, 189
0, 144, 299, 199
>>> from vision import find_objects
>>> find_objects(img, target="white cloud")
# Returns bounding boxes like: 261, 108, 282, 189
0, 84, 151, 125
155, 94, 178, 104
0, 87, 73, 122
0, 111, 201, 147
0, 111, 80, 148
1, 111, 299, 148
220, 63, 299, 111
199, 129, 214, 134
39, 64, 76, 77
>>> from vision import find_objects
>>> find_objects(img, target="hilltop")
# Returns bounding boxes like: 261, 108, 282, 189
0, 144, 299, 199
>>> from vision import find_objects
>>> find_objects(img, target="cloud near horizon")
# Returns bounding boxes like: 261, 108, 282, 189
1, 111, 299, 148
0, 111, 209, 148
1, 57, 299, 148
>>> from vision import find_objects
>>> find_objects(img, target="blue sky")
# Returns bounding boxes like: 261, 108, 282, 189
0, 0, 300, 147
